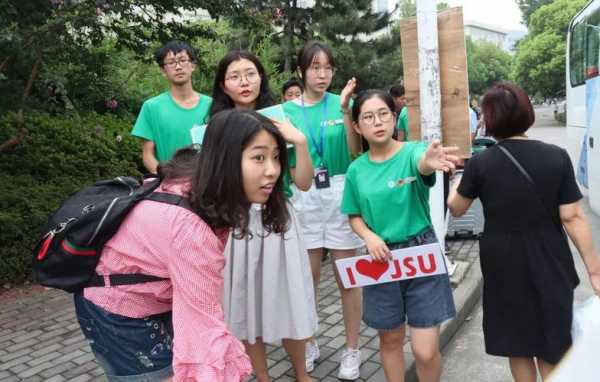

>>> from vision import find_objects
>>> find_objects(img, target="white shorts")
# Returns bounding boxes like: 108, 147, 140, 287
290, 174, 363, 250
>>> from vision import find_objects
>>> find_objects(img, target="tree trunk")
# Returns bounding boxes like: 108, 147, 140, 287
283, 0, 296, 73
0, 56, 10, 72
0, 49, 43, 153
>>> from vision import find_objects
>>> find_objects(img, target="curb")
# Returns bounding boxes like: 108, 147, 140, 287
405, 260, 483, 382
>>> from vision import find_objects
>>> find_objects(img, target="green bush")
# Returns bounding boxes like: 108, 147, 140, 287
0, 112, 143, 284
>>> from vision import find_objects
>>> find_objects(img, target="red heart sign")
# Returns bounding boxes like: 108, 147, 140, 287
355, 259, 389, 281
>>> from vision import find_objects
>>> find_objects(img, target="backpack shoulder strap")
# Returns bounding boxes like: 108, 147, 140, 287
86, 192, 194, 289
87, 273, 166, 288
144, 192, 194, 213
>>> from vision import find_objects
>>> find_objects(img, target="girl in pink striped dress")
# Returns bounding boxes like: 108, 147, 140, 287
74, 110, 291, 381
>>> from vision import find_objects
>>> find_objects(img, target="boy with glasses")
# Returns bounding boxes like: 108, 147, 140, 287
132, 40, 212, 173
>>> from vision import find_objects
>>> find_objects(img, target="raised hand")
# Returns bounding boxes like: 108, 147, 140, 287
421, 139, 462, 173
340, 77, 357, 111
271, 119, 307, 146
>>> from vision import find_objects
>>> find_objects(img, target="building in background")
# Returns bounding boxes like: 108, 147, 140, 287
464, 20, 508, 49
371, 1, 525, 53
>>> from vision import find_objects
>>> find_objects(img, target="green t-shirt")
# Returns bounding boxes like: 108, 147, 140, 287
396, 106, 409, 141
341, 141, 435, 243
282, 169, 293, 199
132, 92, 212, 161
283, 93, 352, 176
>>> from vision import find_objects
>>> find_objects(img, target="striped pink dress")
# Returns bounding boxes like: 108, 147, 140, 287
83, 181, 252, 381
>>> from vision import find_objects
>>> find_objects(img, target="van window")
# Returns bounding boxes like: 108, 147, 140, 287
571, 21, 587, 87
586, 9, 600, 79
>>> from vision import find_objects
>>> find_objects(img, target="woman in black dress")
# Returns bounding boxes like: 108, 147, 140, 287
447, 82, 600, 382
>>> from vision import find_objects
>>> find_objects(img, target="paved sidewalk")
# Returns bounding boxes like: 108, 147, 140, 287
0, 239, 480, 382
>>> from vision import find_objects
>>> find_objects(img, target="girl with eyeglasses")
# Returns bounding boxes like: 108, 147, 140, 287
210, 50, 317, 382
282, 40, 364, 380
341, 90, 459, 382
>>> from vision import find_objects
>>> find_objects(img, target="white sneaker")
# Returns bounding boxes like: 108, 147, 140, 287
337, 348, 361, 380
305, 340, 320, 372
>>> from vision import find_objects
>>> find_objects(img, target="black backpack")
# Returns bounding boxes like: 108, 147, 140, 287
32, 176, 193, 293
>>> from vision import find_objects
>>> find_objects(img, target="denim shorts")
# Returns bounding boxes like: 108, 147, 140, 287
362, 228, 456, 330
74, 293, 174, 382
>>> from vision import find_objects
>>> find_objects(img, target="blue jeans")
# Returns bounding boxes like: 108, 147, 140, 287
362, 228, 456, 330
74, 293, 173, 381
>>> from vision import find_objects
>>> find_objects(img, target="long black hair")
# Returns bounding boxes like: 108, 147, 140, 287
210, 50, 275, 116
177, 109, 289, 237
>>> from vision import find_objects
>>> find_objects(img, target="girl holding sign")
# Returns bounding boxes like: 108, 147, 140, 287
282, 40, 364, 379
341, 90, 458, 382
210, 50, 317, 382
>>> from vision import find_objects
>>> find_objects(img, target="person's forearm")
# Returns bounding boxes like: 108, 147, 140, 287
349, 215, 375, 241
417, 156, 435, 176
143, 154, 159, 174
343, 112, 361, 157
447, 179, 461, 216
291, 141, 313, 191
563, 215, 600, 273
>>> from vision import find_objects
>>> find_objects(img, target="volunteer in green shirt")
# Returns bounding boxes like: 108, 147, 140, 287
282, 40, 363, 380
342, 89, 458, 382
132, 41, 212, 173
343, 140, 435, 242
390, 83, 409, 141
209, 49, 316, 382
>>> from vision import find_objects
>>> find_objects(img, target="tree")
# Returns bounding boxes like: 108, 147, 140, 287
528, 0, 587, 38
0, 0, 216, 152
399, 0, 450, 19
208, 0, 399, 91
512, 0, 587, 99
516, 0, 553, 27
512, 33, 565, 99
466, 38, 513, 96
217, 0, 394, 75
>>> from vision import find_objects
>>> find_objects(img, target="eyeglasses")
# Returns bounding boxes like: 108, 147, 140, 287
308, 65, 334, 75
359, 109, 394, 125
225, 71, 260, 85
163, 58, 191, 68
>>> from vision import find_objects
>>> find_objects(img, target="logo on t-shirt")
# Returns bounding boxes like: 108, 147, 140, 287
387, 176, 417, 189
325, 119, 344, 126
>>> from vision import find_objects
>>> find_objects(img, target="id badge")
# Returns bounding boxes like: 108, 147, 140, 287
314, 167, 330, 189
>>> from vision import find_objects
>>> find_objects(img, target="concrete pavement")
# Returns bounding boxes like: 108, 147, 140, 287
0, 239, 481, 382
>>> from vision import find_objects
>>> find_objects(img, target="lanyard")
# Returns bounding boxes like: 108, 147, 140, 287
301, 93, 328, 166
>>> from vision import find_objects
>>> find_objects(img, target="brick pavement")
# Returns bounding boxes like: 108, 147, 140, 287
0, 239, 479, 382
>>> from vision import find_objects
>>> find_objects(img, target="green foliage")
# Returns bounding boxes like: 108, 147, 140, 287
0, 0, 216, 117
210, 0, 397, 86
326, 23, 403, 92
516, 0, 554, 26
399, 0, 451, 18
190, 20, 289, 97
512, 0, 587, 99
528, 0, 588, 38
314, 1, 402, 91
512, 32, 566, 99
0, 112, 142, 284
466, 37, 513, 96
